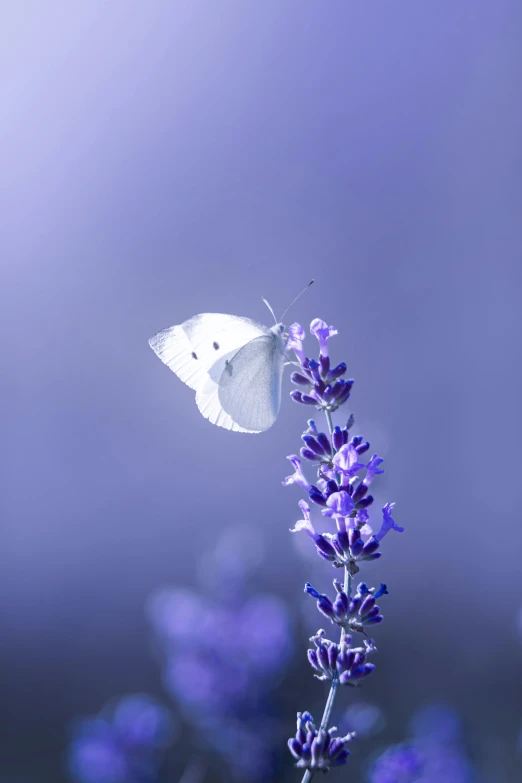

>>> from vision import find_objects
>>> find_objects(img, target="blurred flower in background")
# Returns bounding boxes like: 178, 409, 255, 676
67, 526, 292, 782
147, 524, 293, 780
367, 705, 478, 783
343, 701, 386, 739
68, 694, 176, 783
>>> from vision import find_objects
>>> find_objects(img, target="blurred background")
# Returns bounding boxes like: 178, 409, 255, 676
1, 1, 521, 781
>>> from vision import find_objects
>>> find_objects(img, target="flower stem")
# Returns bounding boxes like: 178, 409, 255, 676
300, 410, 352, 783
324, 408, 334, 437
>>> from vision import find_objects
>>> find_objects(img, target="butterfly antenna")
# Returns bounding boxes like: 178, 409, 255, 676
280, 279, 314, 321
262, 297, 278, 324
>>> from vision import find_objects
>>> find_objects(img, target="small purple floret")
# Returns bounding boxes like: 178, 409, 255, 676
375, 502, 404, 541
310, 319, 338, 357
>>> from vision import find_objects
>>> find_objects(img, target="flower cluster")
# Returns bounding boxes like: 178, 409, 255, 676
305, 580, 388, 633
285, 319, 403, 776
307, 630, 377, 685
288, 711, 356, 772
368, 705, 478, 783
68, 694, 175, 783
286, 483, 402, 577
287, 320, 352, 412
147, 525, 293, 781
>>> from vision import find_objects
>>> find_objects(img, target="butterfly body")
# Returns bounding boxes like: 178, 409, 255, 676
149, 314, 288, 433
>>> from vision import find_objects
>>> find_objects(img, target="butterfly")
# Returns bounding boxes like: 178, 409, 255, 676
148, 283, 313, 433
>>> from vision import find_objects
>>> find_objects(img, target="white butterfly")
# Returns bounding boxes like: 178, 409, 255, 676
149, 284, 313, 433
149, 309, 291, 433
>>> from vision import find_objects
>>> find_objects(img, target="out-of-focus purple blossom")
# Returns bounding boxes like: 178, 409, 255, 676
368, 744, 424, 783
305, 580, 388, 632
149, 589, 292, 711
147, 526, 293, 781
288, 711, 356, 771
368, 705, 478, 783
198, 715, 278, 781
343, 702, 386, 738
409, 705, 463, 744
68, 694, 174, 783
307, 629, 376, 685
197, 524, 266, 597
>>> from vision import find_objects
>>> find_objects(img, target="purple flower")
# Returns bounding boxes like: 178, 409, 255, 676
369, 705, 478, 783
364, 454, 384, 486
322, 491, 355, 522
343, 702, 385, 738
288, 320, 354, 413
305, 580, 388, 632
282, 455, 312, 491
310, 319, 338, 357
333, 443, 365, 478
304, 582, 336, 620
369, 744, 424, 783
146, 525, 293, 781
290, 499, 316, 536
410, 705, 462, 744
287, 322, 307, 365
288, 711, 356, 771
283, 316, 403, 778
356, 508, 373, 536
307, 630, 377, 685
68, 695, 174, 783
375, 502, 404, 542
290, 500, 338, 560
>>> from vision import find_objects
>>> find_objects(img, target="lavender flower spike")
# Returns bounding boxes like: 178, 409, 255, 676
285, 317, 403, 782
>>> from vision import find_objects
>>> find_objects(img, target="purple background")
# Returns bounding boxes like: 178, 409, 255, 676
2, 1, 521, 781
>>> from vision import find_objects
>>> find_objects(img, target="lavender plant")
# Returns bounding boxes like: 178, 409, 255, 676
147, 525, 293, 781
367, 705, 478, 783
68, 694, 175, 783
283, 319, 404, 780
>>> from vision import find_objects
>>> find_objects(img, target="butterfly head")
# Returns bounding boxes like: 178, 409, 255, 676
270, 322, 288, 352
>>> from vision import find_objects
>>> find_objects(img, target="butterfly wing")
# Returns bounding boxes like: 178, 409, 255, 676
196, 333, 285, 433
148, 313, 270, 392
